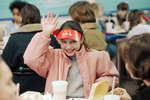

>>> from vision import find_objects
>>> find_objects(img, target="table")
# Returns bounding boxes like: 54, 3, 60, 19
105, 33, 126, 43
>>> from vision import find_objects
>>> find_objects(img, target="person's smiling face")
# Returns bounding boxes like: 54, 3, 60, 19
59, 38, 81, 56
12, 8, 22, 24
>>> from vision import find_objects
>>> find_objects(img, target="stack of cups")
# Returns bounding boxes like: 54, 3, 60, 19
106, 22, 113, 33
124, 21, 130, 31
52, 80, 68, 100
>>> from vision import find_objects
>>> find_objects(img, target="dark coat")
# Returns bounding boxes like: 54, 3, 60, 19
2, 24, 60, 93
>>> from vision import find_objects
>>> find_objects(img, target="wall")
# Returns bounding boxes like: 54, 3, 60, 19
0, 0, 150, 19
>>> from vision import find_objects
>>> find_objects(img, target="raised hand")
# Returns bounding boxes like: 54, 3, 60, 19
42, 12, 59, 35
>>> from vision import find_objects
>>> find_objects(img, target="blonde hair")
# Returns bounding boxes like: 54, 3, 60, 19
128, 9, 144, 30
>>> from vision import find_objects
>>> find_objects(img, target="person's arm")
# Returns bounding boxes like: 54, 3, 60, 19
24, 12, 58, 78
95, 51, 119, 86
24, 32, 54, 77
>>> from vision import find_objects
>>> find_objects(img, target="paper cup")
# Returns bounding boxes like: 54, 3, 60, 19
104, 94, 120, 100
52, 80, 68, 100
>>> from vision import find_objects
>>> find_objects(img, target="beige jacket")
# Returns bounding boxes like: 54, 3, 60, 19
80, 22, 107, 51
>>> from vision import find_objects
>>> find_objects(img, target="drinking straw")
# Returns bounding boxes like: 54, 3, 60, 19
16, 83, 20, 96
112, 76, 116, 95
59, 52, 62, 80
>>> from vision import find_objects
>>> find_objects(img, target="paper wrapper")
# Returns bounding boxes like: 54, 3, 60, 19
20, 91, 44, 100
107, 88, 131, 100
88, 81, 110, 100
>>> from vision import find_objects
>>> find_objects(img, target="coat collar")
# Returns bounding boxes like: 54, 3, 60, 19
12, 24, 42, 34
80, 22, 98, 29
76, 44, 87, 56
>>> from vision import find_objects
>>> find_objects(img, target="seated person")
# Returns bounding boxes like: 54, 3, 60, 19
2, 3, 48, 93
23, 12, 119, 98
0, 57, 43, 100
0, 57, 20, 100
127, 9, 150, 38
3, 1, 27, 48
118, 33, 150, 100
69, 1, 107, 51
90, 2, 117, 58
115, 2, 130, 33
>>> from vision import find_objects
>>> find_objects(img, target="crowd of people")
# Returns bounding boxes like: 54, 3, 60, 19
0, 1, 150, 100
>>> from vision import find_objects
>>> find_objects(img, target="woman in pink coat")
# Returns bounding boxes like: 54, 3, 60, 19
24, 12, 119, 98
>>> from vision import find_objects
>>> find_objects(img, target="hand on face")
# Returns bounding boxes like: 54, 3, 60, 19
59, 39, 81, 56
42, 12, 59, 35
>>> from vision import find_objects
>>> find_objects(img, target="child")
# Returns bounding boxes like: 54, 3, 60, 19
127, 9, 150, 38
4, 1, 27, 48
118, 33, 150, 100
69, 1, 107, 51
0, 57, 19, 100
23, 12, 119, 98
116, 2, 129, 32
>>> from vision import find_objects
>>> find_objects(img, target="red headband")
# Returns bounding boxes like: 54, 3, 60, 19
53, 29, 81, 41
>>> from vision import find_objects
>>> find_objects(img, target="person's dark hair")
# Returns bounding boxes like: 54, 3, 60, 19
117, 2, 129, 26
21, 3, 41, 25
128, 9, 144, 30
117, 2, 129, 11
69, 1, 96, 23
58, 20, 89, 50
119, 33, 150, 81
9, 1, 27, 12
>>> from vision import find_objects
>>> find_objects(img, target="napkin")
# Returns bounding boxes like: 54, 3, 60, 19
88, 81, 110, 100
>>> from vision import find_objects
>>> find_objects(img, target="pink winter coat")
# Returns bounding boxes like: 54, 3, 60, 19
23, 32, 119, 98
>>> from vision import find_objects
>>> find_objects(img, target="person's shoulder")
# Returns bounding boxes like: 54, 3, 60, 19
10, 32, 24, 38
129, 24, 145, 32
136, 24, 150, 28
134, 24, 150, 33
86, 49, 108, 57
85, 50, 110, 62
142, 24, 150, 29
